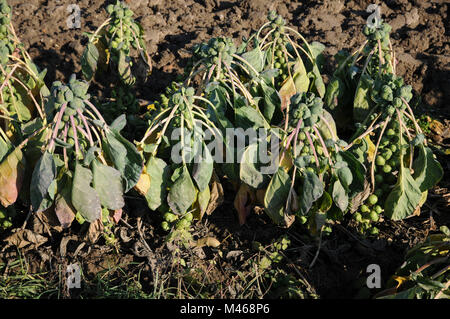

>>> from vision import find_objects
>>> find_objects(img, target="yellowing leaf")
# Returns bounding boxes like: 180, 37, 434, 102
365, 135, 376, 163
233, 183, 255, 225
0, 148, 26, 207
279, 76, 296, 111
195, 236, 221, 248
135, 172, 151, 196
393, 276, 408, 289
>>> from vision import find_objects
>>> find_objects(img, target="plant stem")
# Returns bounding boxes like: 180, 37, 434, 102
70, 115, 81, 160
48, 103, 68, 151
305, 131, 320, 168
76, 109, 94, 146
371, 116, 390, 192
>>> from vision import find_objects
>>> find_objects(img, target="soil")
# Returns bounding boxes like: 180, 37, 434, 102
1, 0, 449, 299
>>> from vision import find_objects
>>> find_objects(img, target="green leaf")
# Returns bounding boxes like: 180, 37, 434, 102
167, 165, 197, 214
92, 159, 125, 210
264, 167, 290, 225
384, 165, 422, 220
192, 143, 213, 192
145, 156, 170, 211
81, 42, 99, 81
0, 137, 10, 162
10, 94, 32, 122
0, 148, 26, 207
316, 110, 337, 141
319, 191, 332, 213
311, 64, 325, 98
235, 105, 269, 130
71, 163, 101, 223
241, 46, 264, 75
240, 143, 264, 189
339, 151, 366, 196
260, 80, 280, 123
21, 118, 43, 136
30, 151, 56, 213
298, 170, 324, 215
332, 178, 348, 212
353, 74, 373, 122
293, 59, 310, 93
118, 50, 134, 85
110, 114, 127, 132
412, 145, 443, 192
104, 130, 143, 192
197, 184, 210, 218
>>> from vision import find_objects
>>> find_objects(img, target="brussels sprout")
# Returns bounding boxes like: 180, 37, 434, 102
375, 156, 386, 166
386, 105, 395, 116
161, 221, 170, 231
369, 210, 379, 222
176, 219, 190, 230
298, 132, 306, 140
56, 90, 66, 103
381, 85, 393, 101
125, 9, 133, 17
382, 149, 393, 160
354, 212, 363, 222
163, 212, 177, 223
361, 205, 370, 213
184, 212, 193, 222
374, 205, 383, 214
70, 97, 84, 110
382, 164, 392, 173
64, 90, 74, 102
65, 107, 77, 117
363, 25, 370, 36
368, 194, 378, 205
106, 4, 114, 14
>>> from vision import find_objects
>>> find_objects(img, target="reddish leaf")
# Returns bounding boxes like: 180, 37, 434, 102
0, 148, 26, 207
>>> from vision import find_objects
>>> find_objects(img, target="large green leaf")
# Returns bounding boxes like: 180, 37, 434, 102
192, 143, 213, 192
0, 148, 26, 207
293, 59, 310, 93
316, 110, 337, 141
353, 74, 373, 122
167, 165, 197, 214
384, 165, 422, 221
71, 163, 101, 223
241, 46, 264, 76
332, 178, 348, 212
264, 167, 290, 225
240, 143, 264, 189
30, 151, 57, 213
412, 145, 443, 192
145, 156, 170, 211
339, 151, 366, 196
104, 130, 143, 192
118, 50, 134, 85
235, 105, 269, 130
81, 42, 99, 81
92, 159, 124, 210
298, 170, 323, 215
260, 80, 280, 123
311, 64, 325, 98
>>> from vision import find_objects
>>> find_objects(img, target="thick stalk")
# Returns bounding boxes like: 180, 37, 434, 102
371, 116, 391, 192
